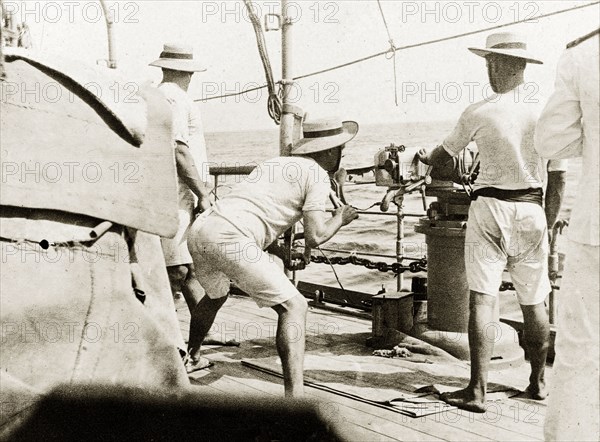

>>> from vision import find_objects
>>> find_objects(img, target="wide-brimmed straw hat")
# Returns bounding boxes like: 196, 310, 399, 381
149, 44, 207, 72
468, 32, 543, 64
291, 117, 359, 155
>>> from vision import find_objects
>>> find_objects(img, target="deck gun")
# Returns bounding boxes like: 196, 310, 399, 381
374, 144, 433, 211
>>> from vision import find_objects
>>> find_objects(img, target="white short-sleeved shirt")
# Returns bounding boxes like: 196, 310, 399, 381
442, 84, 567, 191
211, 157, 331, 250
535, 35, 599, 246
158, 82, 209, 211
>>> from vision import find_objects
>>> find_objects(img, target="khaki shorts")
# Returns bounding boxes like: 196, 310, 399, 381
188, 214, 299, 308
465, 197, 550, 305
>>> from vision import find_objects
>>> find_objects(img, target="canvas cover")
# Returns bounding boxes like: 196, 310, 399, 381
0, 53, 190, 435
0, 214, 189, 433
0, 51, 178, 237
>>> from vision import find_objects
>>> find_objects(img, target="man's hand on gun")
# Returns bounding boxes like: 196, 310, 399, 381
417, 148, 432, 165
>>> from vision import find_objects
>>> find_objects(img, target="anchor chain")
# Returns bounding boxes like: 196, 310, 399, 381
309, 254, 427, 274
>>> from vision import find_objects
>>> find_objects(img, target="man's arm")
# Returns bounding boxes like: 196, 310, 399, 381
545, 170, 567, 230
535, 50, 583, 160
418, 108, 475, 168
175, 141, 211, 211
303, 206, 358, 248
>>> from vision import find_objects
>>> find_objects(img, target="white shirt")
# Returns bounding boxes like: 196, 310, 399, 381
535, 35, 599, 246
158, 82, 209, 210
212, 157, 331, 250
442, 84, 567, 191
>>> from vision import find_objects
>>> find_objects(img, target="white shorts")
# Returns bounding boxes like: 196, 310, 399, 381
161, 208, 193, 267
187, 213, 299, 308
465, 197, 550, 305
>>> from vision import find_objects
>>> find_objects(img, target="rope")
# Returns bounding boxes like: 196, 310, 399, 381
376, 0, 399, 106
316, 246, 346, 293
242, 0, 282, 124
197, 1, 598, 102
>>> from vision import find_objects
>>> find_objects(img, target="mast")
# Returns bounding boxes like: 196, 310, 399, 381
279, 0, 294, 156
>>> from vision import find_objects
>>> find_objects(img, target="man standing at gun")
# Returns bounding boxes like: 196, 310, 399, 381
418, 33, 567, 412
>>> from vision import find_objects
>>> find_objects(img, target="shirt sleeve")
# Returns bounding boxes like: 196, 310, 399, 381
442, 108, 477, 156
535, 50, 584, 160
171, 101, 189, 146
302, 172, 331, 212
547, 158, 568, 172
186, 101, 211, 183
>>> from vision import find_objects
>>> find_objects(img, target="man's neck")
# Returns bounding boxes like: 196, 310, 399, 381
161, 80, 188, 92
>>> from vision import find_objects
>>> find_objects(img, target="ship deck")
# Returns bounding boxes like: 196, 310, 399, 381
178, 294, 550, 442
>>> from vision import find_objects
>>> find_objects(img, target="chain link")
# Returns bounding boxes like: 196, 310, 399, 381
308, 257, 531, 293
309, 254, 427, 274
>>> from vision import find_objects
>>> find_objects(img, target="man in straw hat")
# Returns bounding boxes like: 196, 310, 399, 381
150, 44, 213, 369
536, 29, 599, 441
187, 117, 359, 396
418, 32, 567, 412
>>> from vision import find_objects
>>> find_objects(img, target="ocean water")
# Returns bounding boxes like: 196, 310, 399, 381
205, 121, 581, 294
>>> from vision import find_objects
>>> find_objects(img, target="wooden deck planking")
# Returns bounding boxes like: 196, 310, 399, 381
192, 359, 493, 442
189, 358, 402, 441
177, 295, 547, 441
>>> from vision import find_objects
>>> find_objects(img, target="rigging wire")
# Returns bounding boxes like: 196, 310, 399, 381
376, 0, 399, 106
317, 246, 346, 294
196, 1, 598, 102
242, 0, 282, 124
298, 218, 346, 293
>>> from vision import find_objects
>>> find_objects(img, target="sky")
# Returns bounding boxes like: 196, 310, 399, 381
7, 0, 600, 131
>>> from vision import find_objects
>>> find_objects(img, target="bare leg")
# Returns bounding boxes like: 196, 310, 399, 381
521, 302, 549, 399
169, 264, 219, 361
166, 265, 192, 358
272, 294, 308, 398
181, 265, 205, 312
187, 294, 228, 361
166, 265, 188, 296
441, 291, 497, 413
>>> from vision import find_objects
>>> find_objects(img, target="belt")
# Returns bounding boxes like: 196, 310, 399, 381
472, 187, 543, 206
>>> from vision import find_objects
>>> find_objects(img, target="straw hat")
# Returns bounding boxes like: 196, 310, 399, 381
149, 44, 207, 72
468, 32, 543, 64
291, 117, 359, 155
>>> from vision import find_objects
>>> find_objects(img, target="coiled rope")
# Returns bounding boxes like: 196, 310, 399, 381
242, 0, 282, 124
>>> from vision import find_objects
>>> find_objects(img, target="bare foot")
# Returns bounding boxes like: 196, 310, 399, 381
526, 381, 548, 400
203, 334, 240, 346
440, 388, 486, 413
185, 357, 214, 374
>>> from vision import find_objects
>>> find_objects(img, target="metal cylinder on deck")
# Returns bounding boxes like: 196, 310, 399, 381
414, 189, 479, 333
411, 189, 522, 367
415, 218, 469, 332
